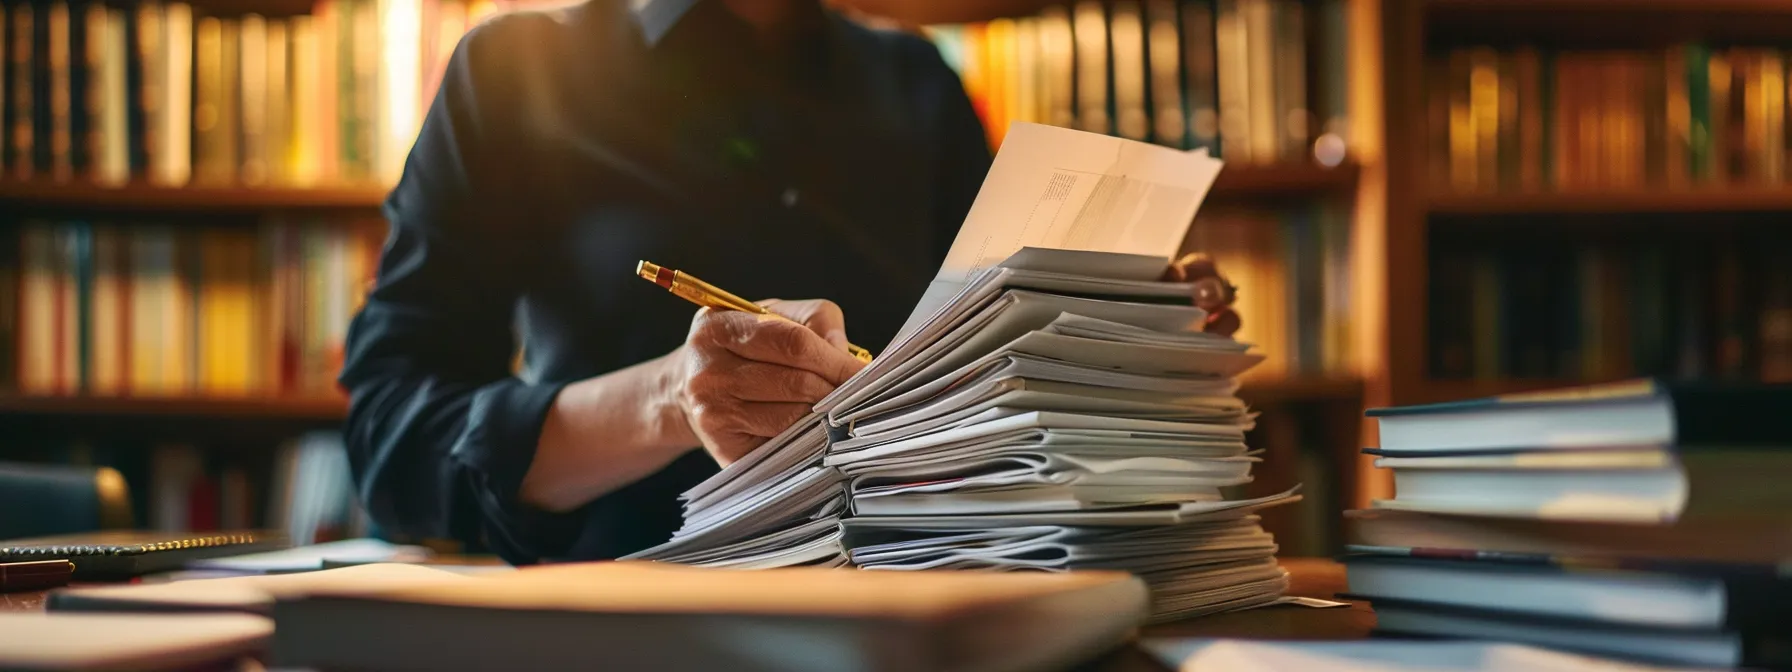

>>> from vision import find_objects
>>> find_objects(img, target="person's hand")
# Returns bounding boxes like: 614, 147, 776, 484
667, 299, 868, 466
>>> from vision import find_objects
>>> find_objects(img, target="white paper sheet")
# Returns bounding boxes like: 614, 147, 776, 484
894, 123, 1224, 342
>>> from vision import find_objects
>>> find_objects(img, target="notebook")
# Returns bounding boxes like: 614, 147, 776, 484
0, 531, 282, 579
272, 560, 1149, 672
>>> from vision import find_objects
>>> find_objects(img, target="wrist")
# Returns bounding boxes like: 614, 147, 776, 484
645, 349, 700, 452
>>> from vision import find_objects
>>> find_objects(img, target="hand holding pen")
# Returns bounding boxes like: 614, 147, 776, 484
638, 261, 871, 464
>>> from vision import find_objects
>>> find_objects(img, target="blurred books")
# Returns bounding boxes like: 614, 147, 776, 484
1344, 378, 1792, 669
632, 122, 1304, 622
1431, 44, 1792, 192
0, 0, 573, 188
927, 0, 1351, 165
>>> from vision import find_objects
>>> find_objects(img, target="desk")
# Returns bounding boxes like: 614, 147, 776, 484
1, 557, 1371, 670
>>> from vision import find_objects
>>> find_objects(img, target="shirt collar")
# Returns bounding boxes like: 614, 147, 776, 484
630, 0, 702, 47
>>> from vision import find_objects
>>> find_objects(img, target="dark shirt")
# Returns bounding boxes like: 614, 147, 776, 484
337, 0, 991, 564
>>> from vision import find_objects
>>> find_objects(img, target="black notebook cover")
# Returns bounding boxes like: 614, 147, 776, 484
0, 531, 285, 579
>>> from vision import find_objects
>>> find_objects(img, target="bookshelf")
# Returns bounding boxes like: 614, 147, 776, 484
0, 393, 345, 420
1428, 188, 1792, 216
0, 162, 1358, 214
0, 182, 390, 213
1366, 0, 1792, 505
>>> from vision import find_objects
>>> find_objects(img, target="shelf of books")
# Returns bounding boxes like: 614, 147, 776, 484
0, 163, 1359, 214
1378, 0, 1792, 422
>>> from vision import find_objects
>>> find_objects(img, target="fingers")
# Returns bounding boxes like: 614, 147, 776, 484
759, 299, 851, 353
694, 310, 865, 387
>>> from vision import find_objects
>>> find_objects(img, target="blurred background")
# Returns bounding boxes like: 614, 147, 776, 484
0, 0, 1785, 556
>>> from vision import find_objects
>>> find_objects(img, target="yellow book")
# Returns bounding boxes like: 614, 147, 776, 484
1109, 1, 1148, 141
1014, 17, 1039, 126
289, 15, 319, 184
1036, 5, 1074, 130
1448, 49, 1474, 190
1761, 50, 1783, 183
265, 18, 289, 185
193, 16, 224, 183
198, 232, 257, 395
90, 226, 126, 396
19, 224, 57, 395
48, 1, 72, 182
239, 14, 268, 185
1468, 47, 1499, 192
1145, 0, 1184, 147
985, 18, 1016, 147
1072, 1, 1108, 135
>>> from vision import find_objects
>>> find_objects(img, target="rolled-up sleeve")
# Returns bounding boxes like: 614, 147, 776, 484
337, 20, 580, 564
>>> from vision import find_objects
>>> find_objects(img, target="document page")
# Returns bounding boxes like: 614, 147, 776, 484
894, 122, 1224, 341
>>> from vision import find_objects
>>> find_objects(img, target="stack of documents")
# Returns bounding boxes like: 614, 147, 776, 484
631, 123, 1299, 622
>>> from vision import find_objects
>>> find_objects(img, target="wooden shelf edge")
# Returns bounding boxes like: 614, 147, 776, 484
1426, 0, 1792, 16
1210, 162, 1361, 201
0, 181, 389, 212
0, 394, 349, 421
1238, 377, 1365, 405
1428, 187, 1792, 216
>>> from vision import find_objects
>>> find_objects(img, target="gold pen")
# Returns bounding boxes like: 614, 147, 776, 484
636, 260, 875, 363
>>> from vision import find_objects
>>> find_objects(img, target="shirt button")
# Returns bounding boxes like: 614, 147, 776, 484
781, 188, 800, 208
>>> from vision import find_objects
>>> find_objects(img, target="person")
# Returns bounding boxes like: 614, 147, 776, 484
337, 0, 991, 564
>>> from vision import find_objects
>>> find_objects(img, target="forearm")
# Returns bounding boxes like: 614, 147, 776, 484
520, 352, 698, 513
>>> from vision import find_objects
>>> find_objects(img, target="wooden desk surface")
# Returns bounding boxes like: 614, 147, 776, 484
0, 557, 1370, 671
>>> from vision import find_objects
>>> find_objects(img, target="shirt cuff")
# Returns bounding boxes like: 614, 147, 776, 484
449, 379, 584, 563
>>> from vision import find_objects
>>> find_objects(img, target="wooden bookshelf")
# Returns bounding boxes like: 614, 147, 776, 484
1372, 0, 1792, 427
1429, 188, 1792, 216
0, 182, 389, 214
0, 394, 348, 421
0, 162, 1358, 216
1208, 162, 1361, 202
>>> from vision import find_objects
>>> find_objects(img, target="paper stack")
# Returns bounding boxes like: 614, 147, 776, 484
631, 123, 1300, 621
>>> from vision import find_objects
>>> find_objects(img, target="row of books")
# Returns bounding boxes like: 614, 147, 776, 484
0, 217, 383, 396
1346, 380, 1792, 669
1428, 236, 1792, 383
1188, 205, 1352, 380
1431, 45, 1792, 192
0, 0, 542, 189
6, 432, 363, 543
929, 0, 1349, 165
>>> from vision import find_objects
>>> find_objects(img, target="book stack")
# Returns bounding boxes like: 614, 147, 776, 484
632, 123, 1303, 622
1343, 379, 1792, 669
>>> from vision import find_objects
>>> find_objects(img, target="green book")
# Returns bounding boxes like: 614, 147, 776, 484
1686, 42, 1711, 182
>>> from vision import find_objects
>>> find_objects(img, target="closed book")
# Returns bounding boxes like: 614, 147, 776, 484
1365, 378, 1792, 454
272, 562, 1148, 672
1344, 508, 1792, 567
1342, 552, 1791, 635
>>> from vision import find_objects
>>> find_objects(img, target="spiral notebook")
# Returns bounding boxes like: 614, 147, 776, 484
0, 531, 282, 579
